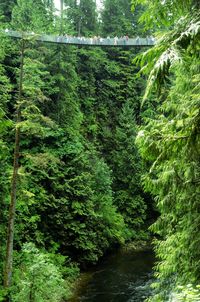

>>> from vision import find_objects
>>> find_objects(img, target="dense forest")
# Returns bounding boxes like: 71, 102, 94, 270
0, 0, 199, 301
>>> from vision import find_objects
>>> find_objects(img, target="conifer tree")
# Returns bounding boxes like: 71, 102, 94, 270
134, 0, 200, 299
111, 101, 146, 238
4, 38, 25, 292
0, 37, 12, 289
101, 0, 138, 36
0, 0, 17, 23
65, 0, 97, 35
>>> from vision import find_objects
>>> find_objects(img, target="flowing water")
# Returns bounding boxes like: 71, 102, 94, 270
69, 248, 154, 302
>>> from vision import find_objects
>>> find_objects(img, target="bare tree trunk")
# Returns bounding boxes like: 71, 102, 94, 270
78, 19, 81, 36
4, 39, 25, 298
56, 0, 64, 123
29, 278, 35, 302
60, 0, 64, 35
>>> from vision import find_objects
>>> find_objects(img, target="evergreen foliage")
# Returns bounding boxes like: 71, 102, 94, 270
134, 0, 200, 299
111, 101, 146, 238
65, 0, 98, 36
101, 0, 141, 36
11, 243, 78, 302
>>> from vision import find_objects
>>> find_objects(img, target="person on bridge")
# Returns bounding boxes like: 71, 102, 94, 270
106, 36, 111, 44
136, 36, 140, 45
114, 36, 118, 45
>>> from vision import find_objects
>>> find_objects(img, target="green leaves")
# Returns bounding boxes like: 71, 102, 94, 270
172, 285, 200, 301
135, 1, 200, 299
102, 0, 140, 36
12, 0, 53, 32
11, 243, 78, 302
134, 14, 200, 103
132, 0, 195, 29
110, 101, 147, 239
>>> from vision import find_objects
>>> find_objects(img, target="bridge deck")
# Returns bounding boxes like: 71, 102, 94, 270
3, 30, 155, 47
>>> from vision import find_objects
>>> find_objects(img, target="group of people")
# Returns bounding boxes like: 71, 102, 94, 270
55, 34, 130, 45
55, 34, 155, 46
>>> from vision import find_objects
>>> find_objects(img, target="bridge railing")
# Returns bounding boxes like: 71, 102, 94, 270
2, 30, 155, 47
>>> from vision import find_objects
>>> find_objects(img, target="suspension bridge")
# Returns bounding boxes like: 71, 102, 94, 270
3, 29, 155, 47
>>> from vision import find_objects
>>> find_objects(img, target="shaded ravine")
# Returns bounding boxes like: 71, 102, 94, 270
69, 248, 154, 302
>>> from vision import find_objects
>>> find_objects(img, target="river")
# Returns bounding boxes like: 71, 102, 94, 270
69, 248, 154, 302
